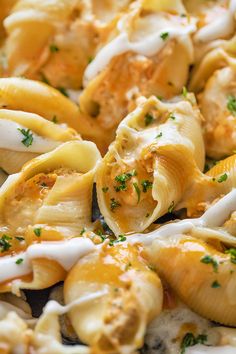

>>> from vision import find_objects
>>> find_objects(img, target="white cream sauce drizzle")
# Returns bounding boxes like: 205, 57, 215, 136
0, 119, 61, 153
0, 189, 236, 287
128, 189, 236, 245
43, 289, 108, 317
194, 0, 236, 43
0, 237, 95, 283
186, 345, 236, 354
83, 22, 195, 84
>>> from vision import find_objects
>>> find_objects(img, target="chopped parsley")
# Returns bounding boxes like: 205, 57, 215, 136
80, 228, 86, 235
17, 128, 33, 147
114, 170, 137, 192
145, 113, 154, 126
88, 56, 94, 64
156, 132, 163, 138
109, 234, 126, 246
34, 228, 42, 237
182, 86, 188, 98
50, 44, 59, 53
181, 333, 207, 354
102, 187, 109, 193
110, 198, 121, 212
141, 180, 153, 193
52, 115, 58, 124
160, 32, 169, 41
133, 182, 141, 203
225, 248, 236, 264
168, 113, 176, 120
168, 201, 175, 213
227, 95, 236, 116
211, 280, 221, 288
57, 87, 69, 97
16, 258, 24, 265
201, 255, 218, 272
217, 173, 228, 183
15, 236, 25, 242
0, 234, 12, 252
146, 213, 150, 218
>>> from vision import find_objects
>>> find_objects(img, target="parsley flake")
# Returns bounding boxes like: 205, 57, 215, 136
145, 113, 154, 126
168, 113, 176, 120
227, 95, 236, 116
102, 187, 109, 193
141, 180, 153, 193
109, 234, 126, 246
15, 236, 25, 242
156, 132, 163, 138
0, 234, 12, 252
80, 228, 86, 235
211, 280, 221, 288
201, 255, 218, 272
168, 201, 175, 213
133, 182, 141, 203
114, 170, 137, 192
52, 115, 58, 124
110, 198, 121, 212
217, 173, 228, 183
181, 333, 207, 354
225, 248, 236, 264
34, 228, 42, 237
16, 258, 24, 265
18, 128, 33, 147
50, 44, 59, 53
160, 32, 169, 41
57, 87, 69, 97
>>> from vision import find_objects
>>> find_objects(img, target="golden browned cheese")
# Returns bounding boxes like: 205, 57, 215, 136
148, 234, 236, 326
64, 242, 163, 353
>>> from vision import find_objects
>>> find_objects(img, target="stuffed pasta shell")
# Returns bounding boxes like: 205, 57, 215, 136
64, 242, 163, 353
0, 140, 101, 293
190, 36, 236, 159
96, 95, 205, 235
1, 0, 133, 90
0, 108, 80, 174
79, 1, 195, 150
180, 153, 236, 217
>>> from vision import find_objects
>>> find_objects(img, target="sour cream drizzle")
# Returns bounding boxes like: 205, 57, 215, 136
128, 189, 236, 245
194, 0, 236, 43
83, 22, 195, 84
0, 120, 61, 153
0, 190, 236, 284
0, 237, 95, 283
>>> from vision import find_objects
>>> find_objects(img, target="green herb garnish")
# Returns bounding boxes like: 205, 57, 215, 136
180, 333, 207, 354
201, 255, 218, 272
15, 236, 25, 242
50, 44, 59, 53
225, 248, 236, 264
133, 182, 141, 203
34, 228, 42, 237
182, 86, 188, 98
57, 87, 69, 97
145, 113, 154, 126
227, 95, 236, 116
18, 128, 33, 147
0, 234, 12, 252
168, 201, 175, 213
16, 258, 24, 265
109, 234, 126, 246
110, 198, 121, 212
52, 115, 58, 124
160, 32, 169, 41
156, 132, 163, 138
141, 180, 153, 193
217, 173, 228, 183
211, 280, 221, 288
102, 187, 109, 193
115, 170, 137, 192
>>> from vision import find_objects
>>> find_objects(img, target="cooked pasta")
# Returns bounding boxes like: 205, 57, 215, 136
1, 1, 236, 354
